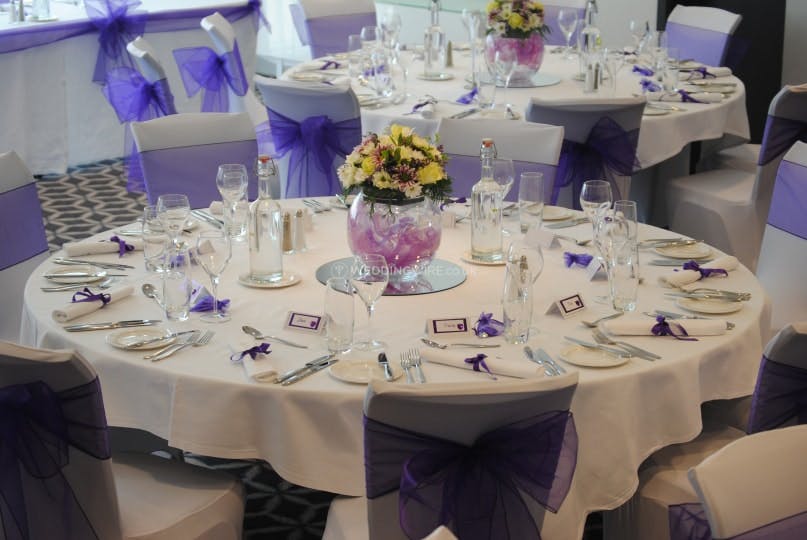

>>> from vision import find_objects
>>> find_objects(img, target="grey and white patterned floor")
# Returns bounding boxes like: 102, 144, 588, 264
35, 159, 603, 540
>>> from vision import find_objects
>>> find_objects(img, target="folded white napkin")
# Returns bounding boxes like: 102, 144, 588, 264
419, 102, 436, 119
230, 339, 278, 382
658, 255, 739, 288
419, 348, 544, 379
681, 66, 733, 80
646, 91, 723, 103
602, 316, 727, 336
52, 285, 134, 323
208, 201, 224, 215
788, 83, 807, 93
63, 238, 144, 257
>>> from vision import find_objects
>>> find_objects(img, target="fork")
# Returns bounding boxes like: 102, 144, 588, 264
555, 234, 592, 246
581, 311, 624, 328
145, 331, 213, 362
409, 348, 426, 383
302, 199, 329, 213
400, 353, 415, 384
592, 328, 661, 361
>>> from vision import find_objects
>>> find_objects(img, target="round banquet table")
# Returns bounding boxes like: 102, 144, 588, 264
21, 200, 770, 540
284, 46, 750, 171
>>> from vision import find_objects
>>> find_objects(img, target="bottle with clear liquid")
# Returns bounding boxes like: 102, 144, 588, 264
424, 0, 445, 75
503, 255, 533, 344
248, 155, 283, 283
578, 0, 601, 58
471, 138, 505, 262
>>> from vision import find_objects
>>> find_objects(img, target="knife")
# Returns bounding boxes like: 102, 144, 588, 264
44, 272, 127, 279
53, 258, 135, 270
449, 107, 479, 119
281, 359, 339, 386
564, 336, 630, 357
64, 320, 161, 332
523, 346, 555, 376
648, 259, 714, 266
545, 217, 589, 229
536, 348, 567, 374
378, 352, 394, 381
123, 330, 198, 349
275, 354, 335, 384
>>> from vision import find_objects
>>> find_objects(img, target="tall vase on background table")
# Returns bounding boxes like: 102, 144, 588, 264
484, 0, 549, 85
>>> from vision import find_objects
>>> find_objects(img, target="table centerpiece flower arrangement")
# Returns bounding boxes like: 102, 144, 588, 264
338, 124, 451, 287
485, 1, 549, 84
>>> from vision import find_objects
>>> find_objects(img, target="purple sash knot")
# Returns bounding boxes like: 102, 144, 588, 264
677, 89, 703, 103
682, 260, 727, 279
173, 41, 248, 112
640, 78, 661, 93
473, 312, 504, 337
651, 315, 697, 341
632, 65, 654, 76
102, 68, 177, 123
364, 411, 578, 540
555, 116, 640, 207
109, 235, 135, 257
71, 288, 111, 306
564, 252, 594, 268
668, 503, 711, 540
455, 87, 478, 105
85, 0, 147, 84
230, 342, 271, 364
747, 356, 807, 434
0, 378, 109, 540
464, 353, 495, 378
190, 295, 230, 313
757, 115, 807, 166
268, 107, 362, 198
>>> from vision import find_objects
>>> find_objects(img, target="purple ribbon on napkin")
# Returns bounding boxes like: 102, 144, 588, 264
320, 60, 341, 70
109, 235, 135, 257
230, 342, 271, 364
681, 260, 727, 279
640, 78, 661, 93
690, 67, 716, 79
190, 295, 230, 313
563, 252, 594, 268
474, 312, 504, 337
439, 196, 466, 210
632, 65, 654, 76
407, 96, 437, 115
455, 86, 478, 105
464, 353, 496, 379
651, 316, 697, 341
71, 287, 111, 306
677, 89, 704, 103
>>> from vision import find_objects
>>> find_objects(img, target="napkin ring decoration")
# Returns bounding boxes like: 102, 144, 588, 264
72, 288, 111, 306
231, 343, 271, 364
651, 316, 697, 341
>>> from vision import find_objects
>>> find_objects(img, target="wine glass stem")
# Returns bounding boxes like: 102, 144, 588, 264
210, 275, 220, 318
366, 304, 375, 343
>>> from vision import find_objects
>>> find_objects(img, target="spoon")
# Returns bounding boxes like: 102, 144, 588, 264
241, 326, 308, 349
141, 283, 163, 308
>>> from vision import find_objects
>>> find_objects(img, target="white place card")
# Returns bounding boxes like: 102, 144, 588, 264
427, 316, 471, 337
545, 293, 587, 319
585, 259, 608, 281
285, 311, 324, 334
525, 227, 561, 250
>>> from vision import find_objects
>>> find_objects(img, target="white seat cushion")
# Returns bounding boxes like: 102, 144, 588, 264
667, 168, 755, 206
711, 144, 761, 174
323, 496, 369, 540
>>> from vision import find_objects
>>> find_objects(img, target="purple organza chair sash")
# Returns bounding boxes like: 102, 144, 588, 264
747, 355, 807, 434
173, 42, 248, 113
267, 108, 361, 198
767, 159, 807, 240
0, 378, 110, 540
85, 0, 147, 85
757, 115, 807, 166
555, 116, 640, 207
364, 410, 577, 540
669, 503, 711, 540
542, 6, 584, 47
0, 183, 49, 271
665, 21, 730, 67
300, 12, 378, 58
137, 139, 258, 207
445, 156, 557, 202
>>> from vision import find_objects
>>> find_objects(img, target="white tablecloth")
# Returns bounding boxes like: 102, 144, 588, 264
21, 202, 770, 539
287, 47, 750, 171
0, 0, 264, 175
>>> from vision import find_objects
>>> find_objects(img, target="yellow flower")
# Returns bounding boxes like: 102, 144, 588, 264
417, 162, 444, 185
361, 156, 376, 175
486, 1, 500, 13
508, 12, 523, 29
411, 134, 431, 150
371, 171, 394, 189
389, 124, 414, 141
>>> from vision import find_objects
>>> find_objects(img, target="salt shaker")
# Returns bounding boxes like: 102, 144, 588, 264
293, 209, 307, 252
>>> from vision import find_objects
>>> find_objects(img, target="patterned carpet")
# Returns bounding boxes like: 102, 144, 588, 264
35, 159, 603, 540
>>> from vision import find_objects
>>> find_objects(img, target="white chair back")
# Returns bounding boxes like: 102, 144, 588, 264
666, 6, 742, 67
688, 425, 807, 539
201, 12, 244, 113
126, 36, 166, 83
0, 151, 49, 342
290, 0, 377, 58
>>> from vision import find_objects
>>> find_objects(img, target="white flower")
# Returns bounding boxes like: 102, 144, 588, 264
500, 2, 512, 16
404, 183, 423, 199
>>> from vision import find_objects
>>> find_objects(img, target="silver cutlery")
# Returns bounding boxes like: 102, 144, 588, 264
42, 277, 115, 292
685, 287, 751, 300
646, 310, 736, 330
591, 328, 661, 361
276, 354, 335, 384
302, 199, 330, 213
409, 349, 426, 383
420, 338, 501, 349
581, 311, 624, 328
241, 326, 309, 349
145, 330, 213, 362
652, 239, 702, 249
400, 352, 415, 384
190, 209, 224, 228
378, 352, 395, 382
123, 330, 198, 349
648, 259, 714, 266
637, 237, 685, 248
564, 336, 632, 358
555, 234, 592, 246
449, 107, 479, 119
44, 271, 127, 279
141, 283, 163, 308
53, 257, 134, 270
523, 346, 556, 376
64, 319, 161, 332
665, 291, 749, 302
545, 217, 589, 229
536, 348, 566, 374
280, 358, 339, 386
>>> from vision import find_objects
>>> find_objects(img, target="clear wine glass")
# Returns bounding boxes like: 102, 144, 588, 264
493, 158, 515, 236
195, 230, 232, 323
579, 179, 613, 264
378, 7, 401, 49
360, 25, 380, 51
628, 20, 647, 53
216, 164, 248, 239
156, 193, 190, 248
558, 9, 579, 59
493, 48, 516, 118
507, 240, 544, 284
350, 253, 389, 352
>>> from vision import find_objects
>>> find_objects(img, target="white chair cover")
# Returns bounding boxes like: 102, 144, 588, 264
688, 425, 807, 538
525, 96, 645, 208
757, 142, 807, 333
664, 85, 807, 272
0, 340, 245, 540
323, 373, 579, 540
253, 76, 361, 198
130, 112, 260, 207
127, 37, 167, 83
0, 151, 49, 342
436, 118, 564, 200
290, 0, 377, 58
665, 6, 742, 67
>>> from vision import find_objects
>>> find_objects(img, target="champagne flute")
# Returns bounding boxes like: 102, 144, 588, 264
156, 193, 190, 248
492, 158, 515, 236
493, 48, 516, 118
507, 240, 544, 284
195, 230, 232, 323
350, 253, 389, 352
558, 9, 579, 59
360, 25, 380, 51
579, 179, 613, 262
216, 164, 248, 240
378, 7, 401, 49
628, 20, 647, 53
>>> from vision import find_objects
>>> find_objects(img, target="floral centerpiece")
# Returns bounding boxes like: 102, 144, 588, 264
338, 124, 451, 287
485, 1, 548, 84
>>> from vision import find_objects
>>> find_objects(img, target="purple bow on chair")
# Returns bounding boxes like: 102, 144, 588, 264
364, 411, 577, 540
85, 0, 147, 85
747, 356, 807, 434
0, 379, 110, 540
668, 503, 711, 540
267, 107, 362, 198
173, 42, 248, 112
554, 116, 640, 207
757, 115, 807, 166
